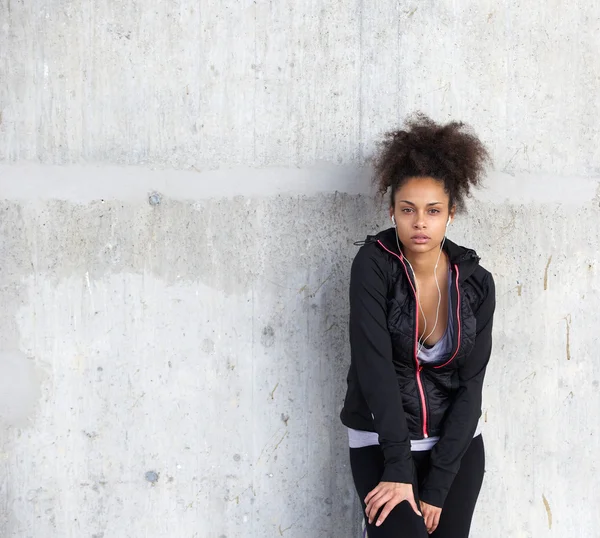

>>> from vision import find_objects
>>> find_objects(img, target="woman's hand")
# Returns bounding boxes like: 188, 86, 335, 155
364, 481, 421, 527
420, 500, 442, 534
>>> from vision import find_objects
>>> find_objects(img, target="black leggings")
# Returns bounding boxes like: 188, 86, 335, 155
350, 435, 485, 538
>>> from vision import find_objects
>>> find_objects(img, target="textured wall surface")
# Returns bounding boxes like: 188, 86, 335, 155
1, 1, 600, 537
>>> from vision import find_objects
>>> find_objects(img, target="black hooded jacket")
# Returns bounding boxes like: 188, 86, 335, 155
340, 227, 496, 508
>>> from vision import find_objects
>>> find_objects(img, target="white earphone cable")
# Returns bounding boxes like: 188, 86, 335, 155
393, 218, 449, 357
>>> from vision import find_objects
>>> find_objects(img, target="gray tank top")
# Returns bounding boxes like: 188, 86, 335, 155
417, 271, 454, 364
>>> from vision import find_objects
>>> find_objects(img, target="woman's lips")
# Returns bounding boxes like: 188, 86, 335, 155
411, 235, 430, 244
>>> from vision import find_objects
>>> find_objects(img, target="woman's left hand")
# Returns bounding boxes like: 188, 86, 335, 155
420, 500, 442, 534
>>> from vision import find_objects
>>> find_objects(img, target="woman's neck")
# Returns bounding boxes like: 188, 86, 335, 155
403, 247, 449, 280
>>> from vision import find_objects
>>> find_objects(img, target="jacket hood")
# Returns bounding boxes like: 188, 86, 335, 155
355, 227, 481, 281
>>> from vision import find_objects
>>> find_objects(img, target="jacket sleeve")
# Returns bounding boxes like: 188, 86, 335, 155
349, 246, 414, 484
420, 272, 496, 508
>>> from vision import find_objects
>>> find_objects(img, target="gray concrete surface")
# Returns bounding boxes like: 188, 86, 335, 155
1, 1, 600, 537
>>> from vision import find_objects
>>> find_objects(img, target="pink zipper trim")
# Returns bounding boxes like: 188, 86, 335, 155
377, 240, 429, 438
434, 264, 461, 369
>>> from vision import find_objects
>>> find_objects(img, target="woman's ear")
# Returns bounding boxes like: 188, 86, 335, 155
389, 207, 396, 226
448, 206, 456, 225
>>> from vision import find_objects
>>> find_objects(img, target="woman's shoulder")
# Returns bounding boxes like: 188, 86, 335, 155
350, 229, 401, 286
447, 237, 493, 291
470, 264, 494, 288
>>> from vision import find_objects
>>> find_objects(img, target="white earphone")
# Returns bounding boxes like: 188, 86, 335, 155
391, 213, 452, 355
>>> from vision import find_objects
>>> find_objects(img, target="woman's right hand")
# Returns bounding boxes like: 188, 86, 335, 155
364, 481, 422, 527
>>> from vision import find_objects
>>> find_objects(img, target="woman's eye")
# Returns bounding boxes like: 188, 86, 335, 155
402, 208, 413, 213
429, 209, 440, 214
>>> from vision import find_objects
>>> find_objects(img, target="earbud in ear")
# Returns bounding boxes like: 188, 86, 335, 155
446, 218, 451, 227
391, 215, 396, 227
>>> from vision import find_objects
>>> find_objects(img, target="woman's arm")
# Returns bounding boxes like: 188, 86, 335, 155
349, 246, 414, 483
419, 271, 496, 508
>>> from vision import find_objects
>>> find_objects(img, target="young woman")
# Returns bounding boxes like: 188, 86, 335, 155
340, 114, 496, 537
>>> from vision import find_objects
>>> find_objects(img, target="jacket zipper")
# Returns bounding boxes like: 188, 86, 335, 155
377, 240, 429, 438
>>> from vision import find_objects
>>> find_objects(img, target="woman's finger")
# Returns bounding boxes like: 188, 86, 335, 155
374, 498, 400, 526
430, 509, 441, 534
408, 496, 422, 517
376, 495, 422, 527
366, 493, 391, 524
364, 485, 381, 505
423, 510, 430, 533
365, 488, 387, 509
366, 501, 379, 524
365, 490, 387, 519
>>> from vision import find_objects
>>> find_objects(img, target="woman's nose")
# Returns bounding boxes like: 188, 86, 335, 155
413, 214, 426, 229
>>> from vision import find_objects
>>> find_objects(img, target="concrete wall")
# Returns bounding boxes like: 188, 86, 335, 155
1, 1, 599, 537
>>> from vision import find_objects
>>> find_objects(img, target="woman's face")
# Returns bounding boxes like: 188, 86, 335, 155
390, 176, 455, 255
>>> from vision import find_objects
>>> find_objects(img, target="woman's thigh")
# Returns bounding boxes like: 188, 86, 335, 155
350, 446, 428, 538
432, 435, 485, 538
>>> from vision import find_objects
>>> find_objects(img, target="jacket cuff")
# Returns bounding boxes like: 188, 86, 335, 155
381, 463, 414, 484
419, 466, 457, 508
